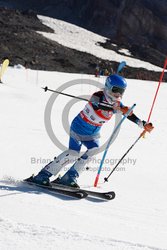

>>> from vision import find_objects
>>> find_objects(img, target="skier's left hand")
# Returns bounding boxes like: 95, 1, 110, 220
143, 122, 154, 133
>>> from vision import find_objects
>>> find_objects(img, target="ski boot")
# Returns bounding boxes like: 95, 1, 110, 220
53, 168, 80, 188
32, 169, 52, 186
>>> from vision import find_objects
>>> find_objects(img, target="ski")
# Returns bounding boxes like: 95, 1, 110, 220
81, 189, 115, 200
23, 177, 115, 200
51, 182, 115, 200
23, 177, 88, 199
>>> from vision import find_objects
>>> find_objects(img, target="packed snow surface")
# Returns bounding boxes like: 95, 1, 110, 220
0, 66, 167, 250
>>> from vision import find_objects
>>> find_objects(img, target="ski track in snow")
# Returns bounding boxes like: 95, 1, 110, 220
0, 176, 166, 250
0, 216, 165, 250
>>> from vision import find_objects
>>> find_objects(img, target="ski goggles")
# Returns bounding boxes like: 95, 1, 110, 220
107, 86, 125, 95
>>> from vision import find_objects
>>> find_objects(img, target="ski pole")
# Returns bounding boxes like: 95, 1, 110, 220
104, 57, 167, 182
42, 86, 89, 101
42, 86, 116, 110
104, 130, 144, 182
94, 103, 136, 187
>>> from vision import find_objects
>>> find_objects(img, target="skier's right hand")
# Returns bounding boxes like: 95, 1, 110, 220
120, 106, 133, 116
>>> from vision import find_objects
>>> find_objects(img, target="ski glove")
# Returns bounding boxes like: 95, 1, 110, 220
120, 106, 133, 116
138, 120, 154, 133
144, 122, 154, 133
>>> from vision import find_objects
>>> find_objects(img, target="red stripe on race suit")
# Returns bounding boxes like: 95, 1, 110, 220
89, 102, 113, 120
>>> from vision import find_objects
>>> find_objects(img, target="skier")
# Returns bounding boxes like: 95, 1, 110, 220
32, 74, 154, 187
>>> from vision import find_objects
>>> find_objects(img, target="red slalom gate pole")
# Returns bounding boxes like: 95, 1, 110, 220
146, 57, 167, 123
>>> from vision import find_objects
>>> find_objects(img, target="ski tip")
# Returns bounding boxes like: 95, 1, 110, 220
105, 191, 116, 200
23, 175, 36, 183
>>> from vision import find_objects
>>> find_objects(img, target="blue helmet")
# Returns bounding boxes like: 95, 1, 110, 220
104, 74, 127, 102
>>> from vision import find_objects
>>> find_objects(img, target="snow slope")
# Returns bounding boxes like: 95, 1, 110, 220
37, 15, 163, 72
0, 66, 167, 250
